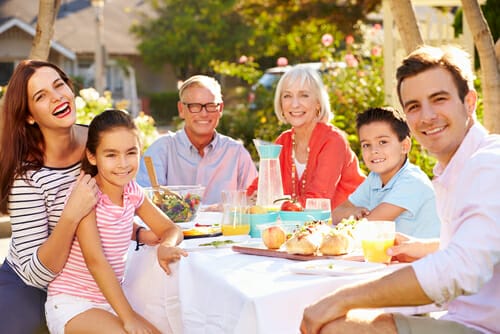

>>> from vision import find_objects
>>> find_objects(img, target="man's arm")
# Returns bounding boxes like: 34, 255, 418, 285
301, 266, 432, 334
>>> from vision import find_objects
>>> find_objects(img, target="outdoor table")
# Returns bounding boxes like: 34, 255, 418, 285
124, 240, 441, 334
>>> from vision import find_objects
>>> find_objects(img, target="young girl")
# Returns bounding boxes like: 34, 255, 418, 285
45, 109, 187, 333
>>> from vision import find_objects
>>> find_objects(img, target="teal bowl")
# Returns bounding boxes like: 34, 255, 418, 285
244, 212, 279, 238
278, 210, 330, 225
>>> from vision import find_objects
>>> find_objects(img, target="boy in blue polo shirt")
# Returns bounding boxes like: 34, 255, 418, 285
332, 107, 440, 237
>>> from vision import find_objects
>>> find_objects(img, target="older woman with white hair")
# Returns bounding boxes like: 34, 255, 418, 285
272, 64, 365, 209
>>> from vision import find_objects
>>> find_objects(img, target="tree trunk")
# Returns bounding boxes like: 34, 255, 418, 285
461, 0, 500, 134
29, 0, 61, 60
388, 0, 423, 54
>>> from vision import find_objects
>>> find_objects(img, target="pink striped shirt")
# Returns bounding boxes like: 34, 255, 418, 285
48, 180, 144, 303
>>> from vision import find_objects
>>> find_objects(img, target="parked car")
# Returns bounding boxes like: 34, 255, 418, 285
247, 61, 346, 111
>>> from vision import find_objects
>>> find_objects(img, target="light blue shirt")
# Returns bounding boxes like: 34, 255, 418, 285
137, 128, 257, 205
348, 159, 440, 238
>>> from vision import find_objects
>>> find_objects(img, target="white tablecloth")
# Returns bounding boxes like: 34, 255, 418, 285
124, 241, 440, 334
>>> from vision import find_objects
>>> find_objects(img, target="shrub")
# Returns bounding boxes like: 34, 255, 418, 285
76, 87, 159, 153
148, 92, 179, 126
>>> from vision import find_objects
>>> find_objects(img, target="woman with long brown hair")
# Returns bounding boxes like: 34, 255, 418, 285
0, 60, 98, 333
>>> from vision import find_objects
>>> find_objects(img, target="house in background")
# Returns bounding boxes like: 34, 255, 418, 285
0, 0, 178, 115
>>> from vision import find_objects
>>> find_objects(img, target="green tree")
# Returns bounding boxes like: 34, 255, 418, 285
133, 0, 382, 78
132, 0, 252, 78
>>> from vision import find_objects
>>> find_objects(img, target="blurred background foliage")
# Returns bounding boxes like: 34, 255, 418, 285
60, 0, 494, 179
75, 87, 158, 153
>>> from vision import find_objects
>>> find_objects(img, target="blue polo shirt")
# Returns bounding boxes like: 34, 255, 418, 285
349, 160, 440, 238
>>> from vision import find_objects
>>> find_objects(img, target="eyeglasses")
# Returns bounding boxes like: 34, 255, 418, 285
182, 102, 221, 113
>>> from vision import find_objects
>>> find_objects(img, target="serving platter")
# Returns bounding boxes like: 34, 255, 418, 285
231, 243, 364, 262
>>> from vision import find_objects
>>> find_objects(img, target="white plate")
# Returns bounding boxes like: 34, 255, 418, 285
177, 221, 195, 230
180, 235, 251, 251
288, 259, 386, 276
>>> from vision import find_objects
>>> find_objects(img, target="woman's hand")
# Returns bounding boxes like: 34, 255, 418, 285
64, 172, 98, 222
387, 233, 439, 263
157, 245, 188, 275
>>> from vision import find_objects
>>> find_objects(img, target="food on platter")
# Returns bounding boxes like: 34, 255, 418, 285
261, 225, 286, 249
284, 221, 330, 255
319, 230, 352, 256
183, 226, 220, 237
336, 216, 364, 239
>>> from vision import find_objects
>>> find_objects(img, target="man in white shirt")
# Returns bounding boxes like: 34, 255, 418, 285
301, 45, 500, 334
137, 75, 257, 205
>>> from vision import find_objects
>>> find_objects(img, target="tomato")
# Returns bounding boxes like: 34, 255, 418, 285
280, 200, 303, 212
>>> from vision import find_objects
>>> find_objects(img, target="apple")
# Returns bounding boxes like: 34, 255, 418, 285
248, 205, 268, 214
262, 225, 286, 249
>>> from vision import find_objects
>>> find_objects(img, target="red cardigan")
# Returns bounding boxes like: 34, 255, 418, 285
248, 122, 365, 210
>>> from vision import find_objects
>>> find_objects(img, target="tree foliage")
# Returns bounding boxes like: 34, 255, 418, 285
132, 0, 382, 79
132, 0, 252, 78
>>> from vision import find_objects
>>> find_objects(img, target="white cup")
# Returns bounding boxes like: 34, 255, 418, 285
221, 190, 249, 236
357, 220, 396, 264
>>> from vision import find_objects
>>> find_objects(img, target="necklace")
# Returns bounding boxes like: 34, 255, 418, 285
291, 131, 310, 201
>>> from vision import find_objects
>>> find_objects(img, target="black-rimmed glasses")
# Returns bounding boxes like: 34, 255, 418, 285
182, 102, 221, 113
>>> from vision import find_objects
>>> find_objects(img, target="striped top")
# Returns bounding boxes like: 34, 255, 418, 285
48, 180, 144, 303
7, 163, 81, 289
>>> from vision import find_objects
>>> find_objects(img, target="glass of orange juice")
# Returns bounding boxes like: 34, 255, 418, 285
221, 190, 250, 236
358, 220, 395, 264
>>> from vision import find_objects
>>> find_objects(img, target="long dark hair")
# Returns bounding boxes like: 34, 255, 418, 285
0, 60, 73, 214
81, 109, 139, 177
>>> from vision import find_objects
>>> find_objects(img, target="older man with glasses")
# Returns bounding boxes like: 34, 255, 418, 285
137, 75, 257, 205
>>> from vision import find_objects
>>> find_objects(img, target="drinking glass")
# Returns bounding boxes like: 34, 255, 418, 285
221, 190, 250, 236
357, 220, 395, 264
305, 198, 332, 224
305, 198, 331, 211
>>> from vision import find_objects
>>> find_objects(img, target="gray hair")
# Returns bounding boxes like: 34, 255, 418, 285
273, 64, 332, 123
178, 75, 223, 102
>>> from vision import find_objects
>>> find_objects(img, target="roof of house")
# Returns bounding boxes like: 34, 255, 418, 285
0, 0, 153, 56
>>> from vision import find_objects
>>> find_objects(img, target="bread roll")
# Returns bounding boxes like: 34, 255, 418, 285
319, 231, 351, 256
284, 234, 318, 255
284, 221, 328, 255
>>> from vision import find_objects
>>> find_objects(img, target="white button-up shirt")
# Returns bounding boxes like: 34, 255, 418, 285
412, 123, 500, 334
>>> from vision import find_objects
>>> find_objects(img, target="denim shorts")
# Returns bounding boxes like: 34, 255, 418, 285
0, 261, 48, 334
45, 293, 116, 334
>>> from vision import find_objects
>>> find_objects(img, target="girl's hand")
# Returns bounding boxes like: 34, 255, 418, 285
123, 312, 161, 334
157, 245, 188, 275
64, 172, 98, 222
